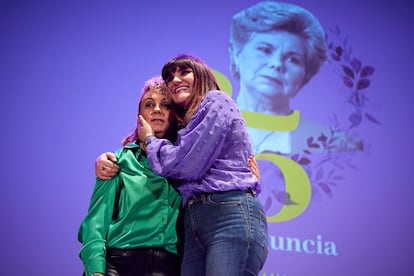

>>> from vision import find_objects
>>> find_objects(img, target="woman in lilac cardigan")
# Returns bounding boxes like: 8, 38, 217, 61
137, 54, 268, 276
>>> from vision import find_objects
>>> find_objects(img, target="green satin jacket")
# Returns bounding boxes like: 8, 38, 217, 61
78, 143, 183, 275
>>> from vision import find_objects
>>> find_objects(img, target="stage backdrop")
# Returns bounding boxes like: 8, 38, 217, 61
1, 0, 413, 275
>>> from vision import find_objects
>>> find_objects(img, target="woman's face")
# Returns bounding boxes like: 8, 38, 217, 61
139, 90, 173, 138
235, 31, 306, 99
165, 67, 194, 107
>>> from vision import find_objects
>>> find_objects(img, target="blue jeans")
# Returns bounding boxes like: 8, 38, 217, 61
181, 190, 268, 276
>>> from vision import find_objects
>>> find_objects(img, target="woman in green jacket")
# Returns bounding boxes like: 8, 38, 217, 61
78, 76, 183, 276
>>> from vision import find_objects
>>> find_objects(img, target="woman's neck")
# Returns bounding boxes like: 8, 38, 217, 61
236, 88, 292, 115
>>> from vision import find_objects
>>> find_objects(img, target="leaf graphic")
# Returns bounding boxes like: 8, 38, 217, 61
365, 112, 381, 124
327, 169, 335, 178
318, 133, 328, 143
264, 197, 272, 212
318, 182, 332, 197
343, 76, 354, 87
315, 167, 324, 181
335, 46, 343, 56
357, 78, 370, 90
291, 153, 299, 161
331, 53, 341, 61
360, 65, 375, 77
307, 137, 320, 148
333, 161, 345, 170
298, 157, 311, 165
276, 191, 298, 205
342, 65, 355, 79
351, 58, 362, 73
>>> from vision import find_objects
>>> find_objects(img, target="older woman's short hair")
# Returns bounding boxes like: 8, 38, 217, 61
229, 1, 327, 85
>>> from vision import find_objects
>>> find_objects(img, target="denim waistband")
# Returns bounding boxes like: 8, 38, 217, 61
187, 188, 256, 207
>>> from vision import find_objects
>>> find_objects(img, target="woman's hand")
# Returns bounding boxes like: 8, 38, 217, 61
95, 152, 119, 180
137, 115, 155, 142
248, 156, 260, 180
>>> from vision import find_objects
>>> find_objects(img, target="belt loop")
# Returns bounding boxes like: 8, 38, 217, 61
248, 187, 257, 197
201, 193, 208, 203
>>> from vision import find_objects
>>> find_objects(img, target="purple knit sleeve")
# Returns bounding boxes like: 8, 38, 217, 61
145, 91, 233, 180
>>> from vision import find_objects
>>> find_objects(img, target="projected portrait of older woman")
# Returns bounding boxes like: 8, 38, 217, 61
229, 1, 359, 155
228, 1, 362, 217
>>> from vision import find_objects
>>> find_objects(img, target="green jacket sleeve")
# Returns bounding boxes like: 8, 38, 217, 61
78, 172, 120, 275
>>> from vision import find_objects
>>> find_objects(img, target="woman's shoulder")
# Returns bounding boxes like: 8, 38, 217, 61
205, 90, 237, 107
114, 143, 141, 159
198, 90, 241, 123
206, 90, 232, 99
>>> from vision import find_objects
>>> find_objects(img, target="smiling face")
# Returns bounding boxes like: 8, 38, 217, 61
235, 31, 307, 101
164, 67, 195, 107
139, 90, 173, 139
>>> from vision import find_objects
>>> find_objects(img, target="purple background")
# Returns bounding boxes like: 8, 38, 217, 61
1, 0, 413, 275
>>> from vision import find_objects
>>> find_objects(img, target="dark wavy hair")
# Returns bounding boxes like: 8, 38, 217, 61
161, 54, 221, 127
